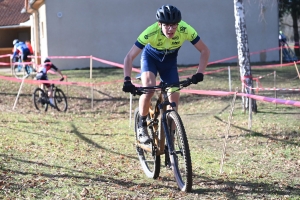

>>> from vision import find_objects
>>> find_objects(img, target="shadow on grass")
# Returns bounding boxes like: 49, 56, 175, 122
2, 155, 298, 198
192, 174, 299, 197
70, 123, 137, 161
213, 115, 300, 146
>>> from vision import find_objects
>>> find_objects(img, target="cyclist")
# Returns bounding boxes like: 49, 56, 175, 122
12, 39, 30, 63
11, 39, 34, 74
35, 58, 64, 108
25, 40, 34, 55
122, 5, 210, 143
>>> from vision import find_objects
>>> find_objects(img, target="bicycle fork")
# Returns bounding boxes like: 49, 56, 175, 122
162, 111, 176, 155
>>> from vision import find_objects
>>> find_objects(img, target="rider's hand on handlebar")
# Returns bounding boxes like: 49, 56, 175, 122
122, 80, 136, 94
191, 73, 204, 84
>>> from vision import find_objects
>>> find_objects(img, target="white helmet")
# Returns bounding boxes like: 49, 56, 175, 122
13, 39, 19, 45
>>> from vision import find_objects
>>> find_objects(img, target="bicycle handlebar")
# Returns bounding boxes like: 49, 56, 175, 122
134, 78, 193, 96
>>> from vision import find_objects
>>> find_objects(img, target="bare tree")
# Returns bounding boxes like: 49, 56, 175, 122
234, 0, 258, 113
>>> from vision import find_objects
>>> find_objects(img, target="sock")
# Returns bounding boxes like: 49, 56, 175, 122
139, 115, 147, 127
49, 98, 54, 105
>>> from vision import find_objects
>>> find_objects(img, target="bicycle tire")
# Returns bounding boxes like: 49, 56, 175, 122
13, 63, 26, 79
166, 110, 192, 192
134, 107, 160, 179
54, 88, 68, 112
33, 88, 48, 112
24, 65, 34, 75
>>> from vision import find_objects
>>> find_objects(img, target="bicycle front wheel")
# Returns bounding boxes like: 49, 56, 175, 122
54, 88, 68, 112
134, 107, 160, 179
32, 88, 48, 112
13, 64, 26, 79
166, 110, 192, 192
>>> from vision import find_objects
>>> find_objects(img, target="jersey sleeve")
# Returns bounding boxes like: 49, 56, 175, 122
135, 23, 158, 49
51, 64, 58, 71
180, 21, 200, 45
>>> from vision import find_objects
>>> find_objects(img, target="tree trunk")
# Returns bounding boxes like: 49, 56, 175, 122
291, 6, 300, 57
234, 0, 257, 113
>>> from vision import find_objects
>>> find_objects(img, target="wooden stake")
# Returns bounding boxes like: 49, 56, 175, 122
293, 61, 300, 79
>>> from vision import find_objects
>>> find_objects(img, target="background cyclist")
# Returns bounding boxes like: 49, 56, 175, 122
12, 39, 31, 62
35, 58, 64, 108
12, 39, 33, 73
122, 5, 210, 143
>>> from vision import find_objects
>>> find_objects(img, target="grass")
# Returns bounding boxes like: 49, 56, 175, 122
0, 64, 299, 199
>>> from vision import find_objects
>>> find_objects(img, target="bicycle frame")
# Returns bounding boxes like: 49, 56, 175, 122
134, 78, 193, 192
137, 84, 177, 156
33, 81, 68, 112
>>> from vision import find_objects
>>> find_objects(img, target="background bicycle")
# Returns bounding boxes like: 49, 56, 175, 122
133, 78, 193, 192
12, 56, 36, 79
32, 80, 68, 112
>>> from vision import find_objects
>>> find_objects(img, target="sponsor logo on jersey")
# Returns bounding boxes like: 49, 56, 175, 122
172, 41, 180, 45
157, 42, 163, 46
179, 26, 187, 33
172, 36, 179, 40
165, 49, 177, 55
191, 33, 196, 40
144, 30, 158, 40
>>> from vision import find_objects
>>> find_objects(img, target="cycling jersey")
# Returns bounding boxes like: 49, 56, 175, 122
135, 20, 200, 84
135, 20, 200, 61
36, 62, 59, 87
12, 42, 30, 61
25, 41, 34, 55
39, 62, 58, 74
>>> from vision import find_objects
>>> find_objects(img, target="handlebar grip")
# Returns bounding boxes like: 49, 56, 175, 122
182, 78, 192, 87
132, 87, 144, 96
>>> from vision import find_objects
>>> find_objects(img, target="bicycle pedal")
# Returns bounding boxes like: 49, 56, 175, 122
136, 147, 144, 155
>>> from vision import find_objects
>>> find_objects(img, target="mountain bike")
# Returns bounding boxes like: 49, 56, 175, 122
12, 56, 35, 79
32, 80, 68, 112
133, 78, 193, 192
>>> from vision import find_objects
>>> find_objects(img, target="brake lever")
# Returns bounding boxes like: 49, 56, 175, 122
182, 78, 192, 87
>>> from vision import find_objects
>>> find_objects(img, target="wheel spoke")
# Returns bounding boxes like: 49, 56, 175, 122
54, 89, 67, 112
134, 107, 160, 179
167, 111, 192, 192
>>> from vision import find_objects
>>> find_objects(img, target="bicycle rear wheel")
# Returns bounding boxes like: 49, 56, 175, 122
54, 88, 68, 112
13, 64, 26, 79
24, 65, 35, 75
134, 107, 160, 179
166, 110, 192, 192
33, 88, 48, 112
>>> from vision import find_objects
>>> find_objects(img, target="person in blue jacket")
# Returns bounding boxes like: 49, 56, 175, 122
11, 39, 30, 63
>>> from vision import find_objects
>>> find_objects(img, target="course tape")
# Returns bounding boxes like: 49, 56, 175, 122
0, 74, 125, 87
254, 71, 275, 80
181, 89, 300, 107
27, 55, 141, 73
241, 75, 300, 92
0, 54, 10, 58
1, 73, 300, 108
254, 87, 300, 92
0, 75, 92, 87
91, 57, 140, 73
1, 45, 299, 73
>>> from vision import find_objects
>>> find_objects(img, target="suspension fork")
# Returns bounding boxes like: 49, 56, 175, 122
161, 109, 175, 155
